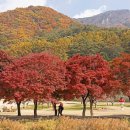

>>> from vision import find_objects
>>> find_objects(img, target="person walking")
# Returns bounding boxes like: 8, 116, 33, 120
58, 102, 64, 116
52, 102, 57, 116
119, 97, 125, 110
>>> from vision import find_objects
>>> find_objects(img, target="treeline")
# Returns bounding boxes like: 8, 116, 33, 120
0, 6, 130, 62
0, 50, 130, 117
3, 27, 130, 61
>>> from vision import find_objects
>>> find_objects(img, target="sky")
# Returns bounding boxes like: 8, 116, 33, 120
0, 0, 130, 18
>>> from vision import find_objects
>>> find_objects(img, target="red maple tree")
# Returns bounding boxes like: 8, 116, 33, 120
0, 52, 66, 117
111, 53, 130, 98
0, 50, 14, 102
12, 52, 66, 117
65, 54, 112, 117
0, 68, 31, 116
0, 50, 11, 72
0, 50, 26, 116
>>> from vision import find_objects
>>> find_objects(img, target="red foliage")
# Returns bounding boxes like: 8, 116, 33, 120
11, 53, 65, 101
0, 68, 30, 102
111, 53, 130, 96
0, 50, 15, 99
0, 50, 11, 71
65, 54, 111, 100
0, 52, 66, 103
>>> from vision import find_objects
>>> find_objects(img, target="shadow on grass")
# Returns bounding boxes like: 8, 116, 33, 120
0, 114, 130, 121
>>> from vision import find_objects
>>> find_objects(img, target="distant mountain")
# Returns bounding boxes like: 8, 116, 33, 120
77, 10, 130, 28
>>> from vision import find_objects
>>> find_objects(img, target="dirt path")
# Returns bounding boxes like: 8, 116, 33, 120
0, 101, 130, 117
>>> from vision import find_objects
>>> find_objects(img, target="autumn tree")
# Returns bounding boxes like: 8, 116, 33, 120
67, 32, 123, 61
8, 39, 51, 57
0, 50, 11, 71
0, 52, 66, 117
0, 68, 32, 116
13, 53, 66, 117
0, 50, 31, 116
65, 54, 111, 117
0, 50, 12, 100
0, 50, 25, 116
111, 53, 130, 98
50, 38, 72, 60
0, 50, 12, 97
121, 30, 130, 53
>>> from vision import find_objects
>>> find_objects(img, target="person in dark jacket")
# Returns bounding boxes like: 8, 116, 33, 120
58, 102, 64, 116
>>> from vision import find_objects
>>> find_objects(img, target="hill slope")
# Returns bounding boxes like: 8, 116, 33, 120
77, 10, 130, 28
0, 6, 80, 46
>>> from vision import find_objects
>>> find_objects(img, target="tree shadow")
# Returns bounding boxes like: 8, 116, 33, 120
0, 114, 130, 121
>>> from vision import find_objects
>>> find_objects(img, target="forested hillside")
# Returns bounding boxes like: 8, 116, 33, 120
0, 6, 81, 46
0, 6, 130, 61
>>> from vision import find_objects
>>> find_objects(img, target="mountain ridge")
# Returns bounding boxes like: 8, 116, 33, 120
77, 9, 130, 28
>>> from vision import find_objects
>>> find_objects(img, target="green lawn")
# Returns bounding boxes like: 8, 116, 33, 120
22, 102, 130, 111
23, 104, 51, 110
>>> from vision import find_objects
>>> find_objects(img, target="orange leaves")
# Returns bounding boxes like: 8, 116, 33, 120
0, 6, 77, 44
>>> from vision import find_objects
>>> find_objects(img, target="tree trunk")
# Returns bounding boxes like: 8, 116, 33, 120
52, 103, 57, 116
82, 97, 86, 117
16, 101, 21, 116
47, 102, 50, 108
94, 103, 97, 108
34, 100, 38, 118
128, 97, 130, 102
90, 98, 94, 117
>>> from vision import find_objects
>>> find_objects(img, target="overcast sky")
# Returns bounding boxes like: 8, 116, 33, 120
0, 0, 130, 18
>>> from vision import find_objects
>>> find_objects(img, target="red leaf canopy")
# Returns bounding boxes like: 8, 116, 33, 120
1, 53, 66, 102
112, 53, 130, 96
65, 54, 111, 99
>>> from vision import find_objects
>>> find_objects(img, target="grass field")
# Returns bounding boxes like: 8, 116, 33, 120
24, 101, 130, 111
0, 102, 130, 129
0, 117, 130, 130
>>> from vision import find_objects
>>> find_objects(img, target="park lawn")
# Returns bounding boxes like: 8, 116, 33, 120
23, 104, 51, 110
64, 102, 116, 110
65, 104, 85, 110
22, 102, 130, 111
65, 104, 109, 110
